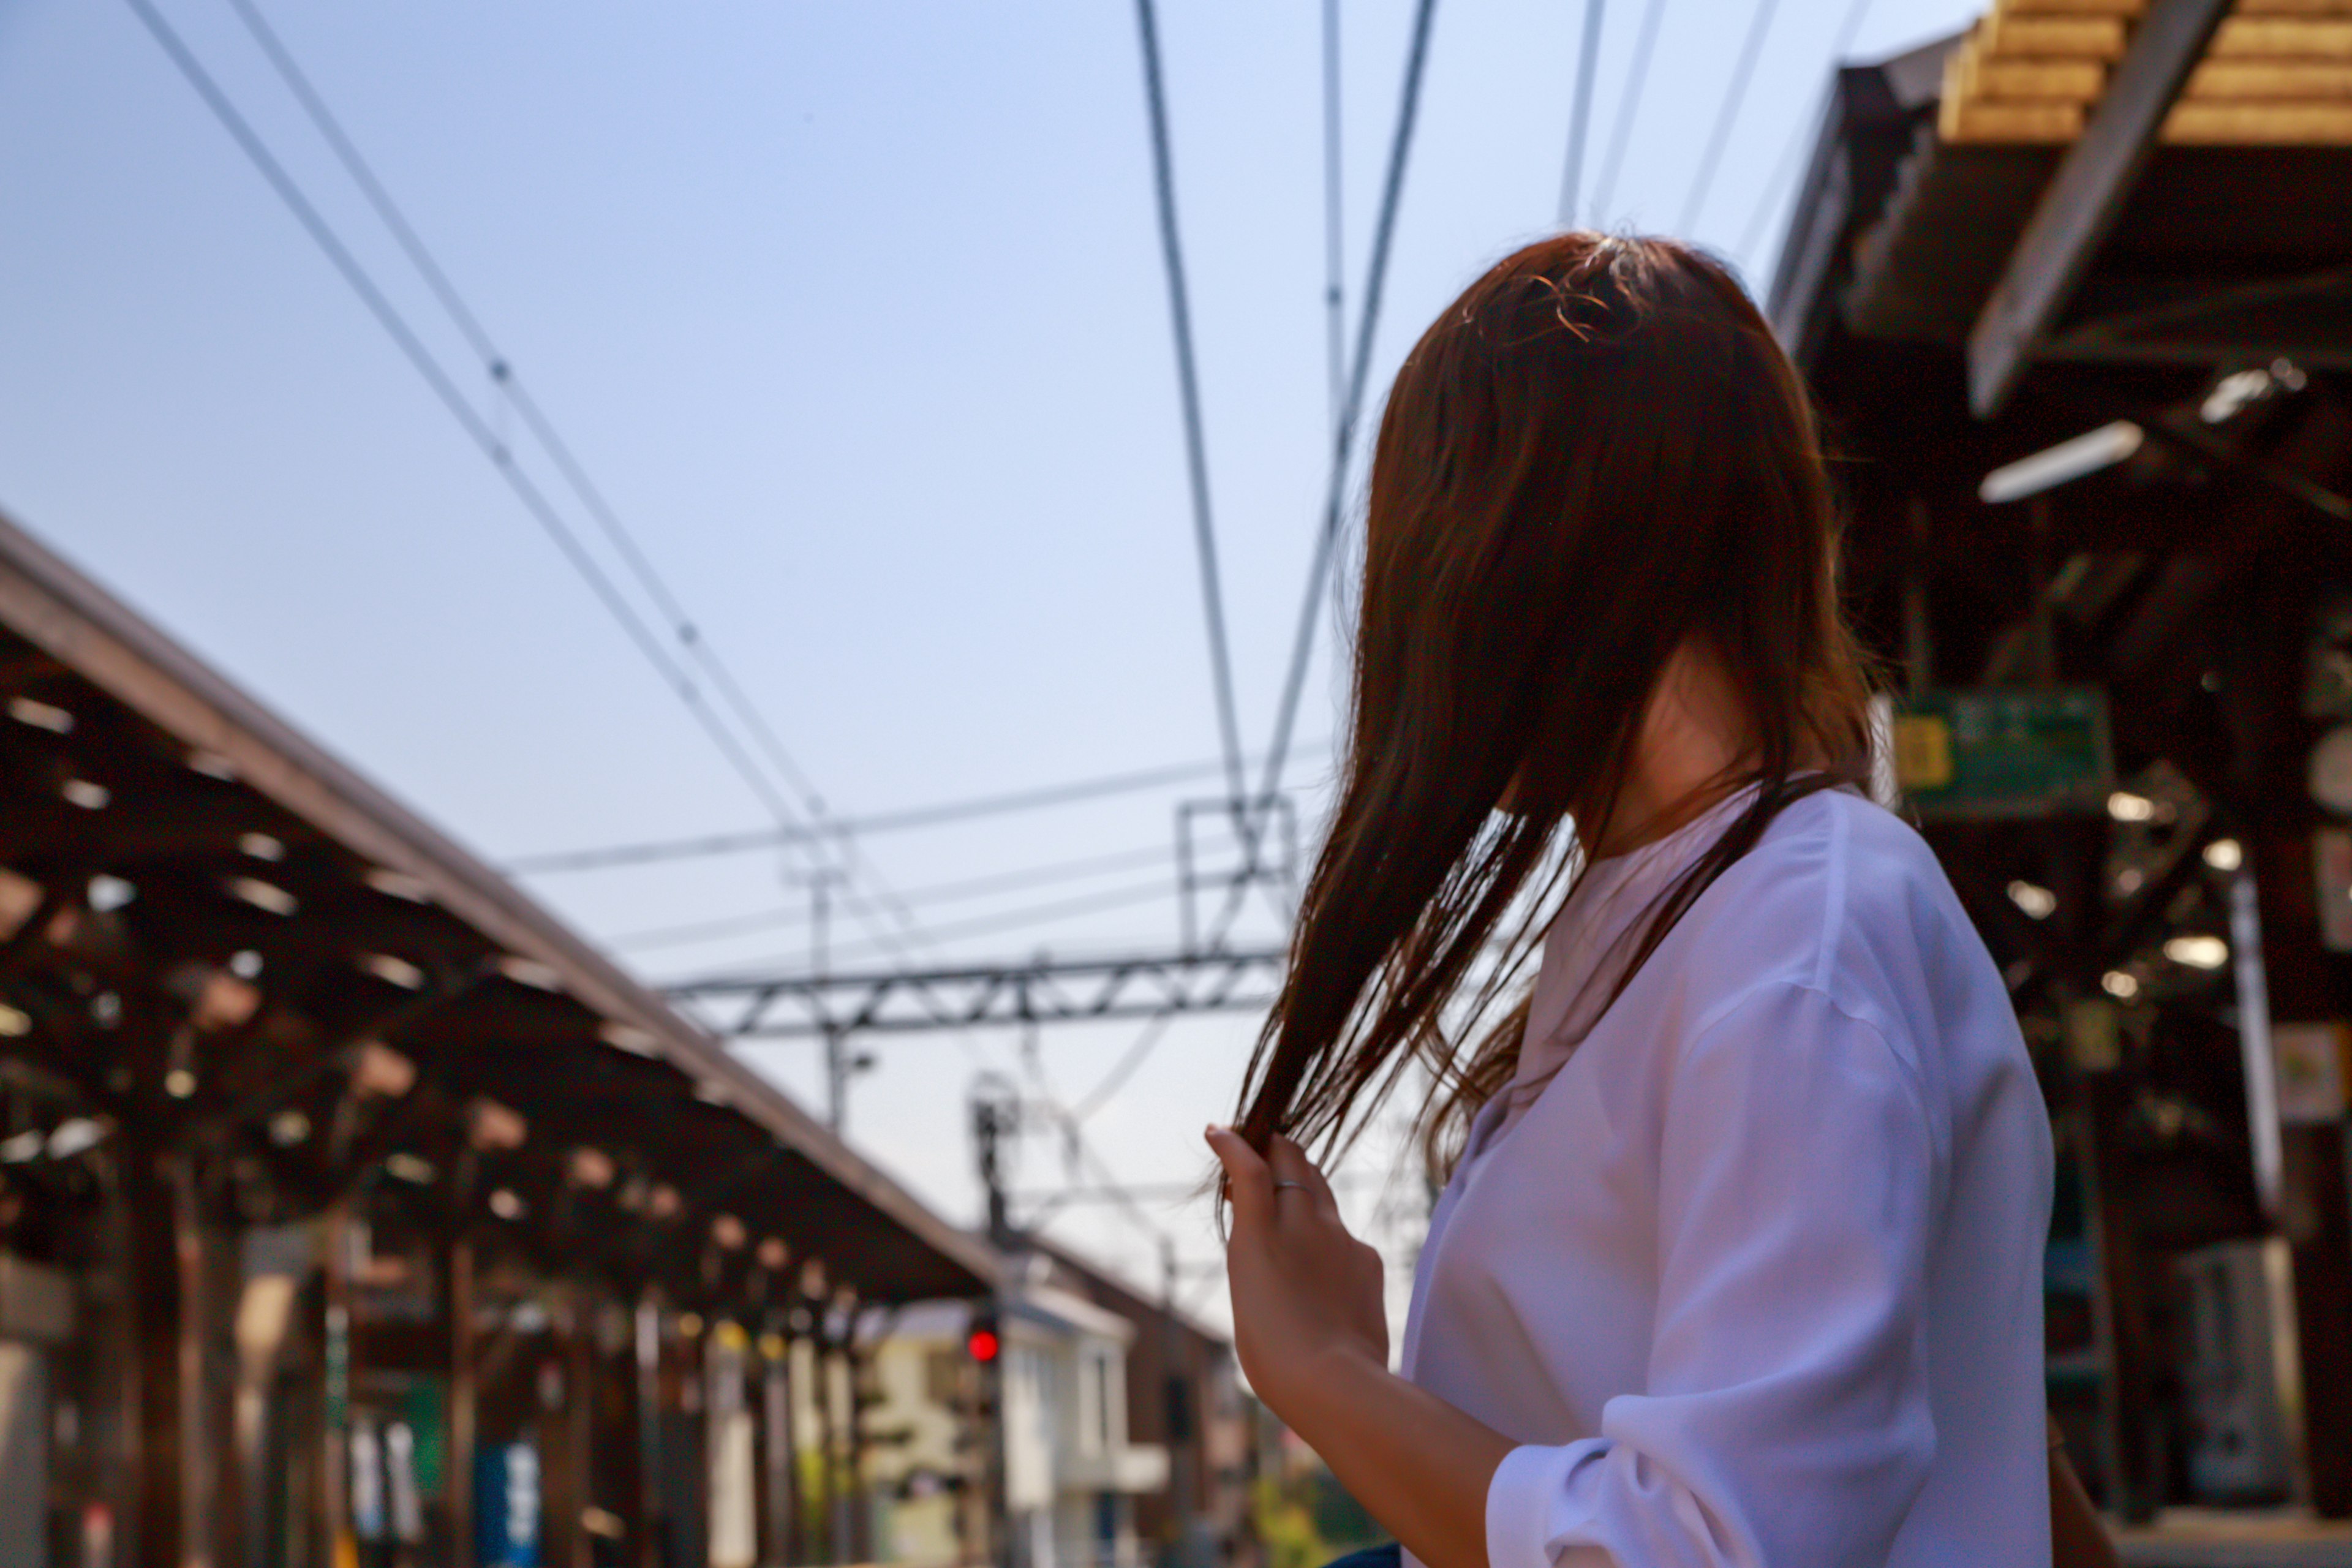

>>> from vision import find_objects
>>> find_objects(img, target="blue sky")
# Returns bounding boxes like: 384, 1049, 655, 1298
0, 0, 1979, 1319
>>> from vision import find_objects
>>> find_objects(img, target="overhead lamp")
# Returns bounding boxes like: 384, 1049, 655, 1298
495, 956, 564, 993
756, 1237, 790, 1272
351, 1042, 417, 1099
2107, 791, 2158, 823
359, 953, 425, 991
567, 1147, 616, 1190
2164, 935, 2230, 970
599, 1022, 660, 1059
386, 1152, 435, 1185
238, 833, 285, 862
2007, 880, 2057, 920
47, 1118, 104, 1159
268, 1109, 311, 1146
488, 1188, 526, 1221
0, 1005, 28, 1038
362, 867, 432, 904
2203, 839, 2244, 872
0, 1129, 44, 1163
466, 1098, 527, 1152
165, 1069, 197, 1099
7, 698, 72, 734
61, 780, 110, 811
1979, 421, 2144, 505
227, 878, 297, 917
647, 1183, 682, 1220
711, 1213, 748, 1251
229, 949, 265, 980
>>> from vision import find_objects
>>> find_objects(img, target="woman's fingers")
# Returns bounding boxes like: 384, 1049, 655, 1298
1268, 1134, 1343, 1223
1205, 1126, 1273, 1229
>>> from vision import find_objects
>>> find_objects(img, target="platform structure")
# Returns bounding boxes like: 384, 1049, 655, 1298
1770, 0, 2352, 1525
0, 510, 998, 1568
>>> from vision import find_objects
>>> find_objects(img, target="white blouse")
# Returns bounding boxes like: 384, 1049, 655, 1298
1398, 788, 2053, 1568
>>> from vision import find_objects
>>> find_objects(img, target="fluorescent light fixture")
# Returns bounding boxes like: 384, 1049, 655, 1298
1980, 421, 2144, 504
386, 1152, 436, 1185
2007, 880, 2058, 920
600, 1022, 660, 1058
363, 867, 432, 904
496, 955, 564, 993
227, 877, 297, 916
47, 1118, 104, 1159
359, 953, 425, 991
7, 698, 72, 733
2164, 935, 2230, 970
60, 779, 110, 811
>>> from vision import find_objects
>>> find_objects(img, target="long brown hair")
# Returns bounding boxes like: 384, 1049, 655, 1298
1232, 233, 1874, 1177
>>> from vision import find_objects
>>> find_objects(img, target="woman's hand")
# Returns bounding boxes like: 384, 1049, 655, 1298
1205, 1125, 1513, 1568
1204, 1126, 1390, 1409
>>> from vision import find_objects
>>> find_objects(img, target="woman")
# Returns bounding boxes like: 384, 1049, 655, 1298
1206, 234, 2054, 1568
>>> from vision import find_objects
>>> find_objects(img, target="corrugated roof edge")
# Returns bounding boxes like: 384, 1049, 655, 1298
0, 505, 1000, 1295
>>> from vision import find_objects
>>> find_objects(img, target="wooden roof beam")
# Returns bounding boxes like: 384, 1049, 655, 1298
1967, 0, 2235, 417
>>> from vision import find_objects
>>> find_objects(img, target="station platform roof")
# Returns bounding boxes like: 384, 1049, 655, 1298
0, 508, 995, 1305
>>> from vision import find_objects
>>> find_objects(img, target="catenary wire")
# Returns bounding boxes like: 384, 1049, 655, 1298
120, 0, 825, 854
1250, 0, 1438, 885
1558, 0, 1608, 226
1733, 0, 1880, 261
193, 0, 978, 975
1589, 0, 1672, 221
1322, 0, 1347, 437
606, 840, 1178, 952
219, 0, 832, 821
1060, 0, 1442, 1123
1132, 0, 1249, 809
505, 741, 1330, 875
1675, 0, 1784, 234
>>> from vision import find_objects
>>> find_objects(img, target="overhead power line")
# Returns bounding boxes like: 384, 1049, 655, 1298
1321, 0, 1347, 437
216, 0, 832, 823
1735, 0, 1880, 261
1248, 0, 1439, 894
1558, 0, 1608, 226
119, 0, 818, 846
605, 840, 1177, 952
1589, 0, 1671, 222
148, 0, 959, 981
1676, 0, 1784, 234
505, 742, 1330, 875
1132, 0, 1248, 809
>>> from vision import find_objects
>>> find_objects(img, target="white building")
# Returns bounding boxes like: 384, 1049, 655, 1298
864, 1270, 1168, 1568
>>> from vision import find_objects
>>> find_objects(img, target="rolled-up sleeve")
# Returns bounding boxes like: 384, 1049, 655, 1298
1485, 982, 1940, 1568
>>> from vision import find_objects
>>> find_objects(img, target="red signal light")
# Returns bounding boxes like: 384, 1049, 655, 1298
967, 1327, 1000, 1363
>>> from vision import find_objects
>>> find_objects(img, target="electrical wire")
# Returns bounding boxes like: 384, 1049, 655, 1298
1588, 0, 1671, 222
1733, 0, 1880, 262
1251, 0, 1439, 886
1675, 0, 1784, 234
219, 0, 834, 822
1132, 0, 1248, 809
1322, 0, 1346, 438
1558, 0, 1608, 227
120, 0, 823, 852
171, 0, 971, 980
605, 840, 1177, 952
1060, 0, 1442, 1122
505, 741, 1330, 875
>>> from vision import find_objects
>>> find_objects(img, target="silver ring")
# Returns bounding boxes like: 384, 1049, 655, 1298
1272, 1180, 1310, 1193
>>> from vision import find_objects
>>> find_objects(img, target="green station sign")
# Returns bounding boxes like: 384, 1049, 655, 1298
1893, 687, 2114, 820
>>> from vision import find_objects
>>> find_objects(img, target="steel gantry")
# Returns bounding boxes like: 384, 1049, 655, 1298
666, 946, 1289, 1039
